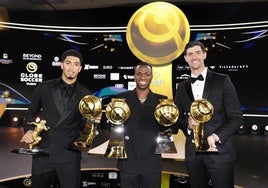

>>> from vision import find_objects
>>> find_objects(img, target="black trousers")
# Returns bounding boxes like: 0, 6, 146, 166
31, 155, 81, 188
120, 171, 161, 188
186, 155, 234, 188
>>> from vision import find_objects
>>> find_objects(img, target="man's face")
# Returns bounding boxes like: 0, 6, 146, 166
134, 65, 153, 90
184, 45, 207, 71
61, 56, 82, 81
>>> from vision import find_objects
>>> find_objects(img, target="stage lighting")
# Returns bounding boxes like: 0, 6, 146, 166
35, 117, 41, 123
237, 125, 247, 134
11, 116, 21, 126
0, 6, 9, 30
263, 125, 268, 136
250, 124, 260, 135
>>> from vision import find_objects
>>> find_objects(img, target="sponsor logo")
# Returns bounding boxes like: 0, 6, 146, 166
128, 81, 136, 90
108, 172, 118, 179
23, 53, 42, 61
176, 73, 190, 80
176, 65, 190, 71
93, 74, 106, 79
52, 56, 61, 66
118, 66, 135, 70
218, 65, 249, 72
26, 62, 38, 73
103, 65, 113, 69
20, 62, 42, 86
84, 64, 99, 70
123, 74, 134, 79
110, 73, 120, 80
0, 53, 13, 64
115, 84, 124, 88
81, 181, 97, 187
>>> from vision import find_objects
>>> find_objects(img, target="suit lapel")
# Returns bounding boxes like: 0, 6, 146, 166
202, 70, 213, 99
185, 79, 195, 102
51, 79, 65, 115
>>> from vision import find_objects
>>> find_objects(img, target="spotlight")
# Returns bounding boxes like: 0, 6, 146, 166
263, 125, 268, 136
11, 116, 21, 126
35, 117, 41, 123
237, 125, 247, 134
250, 124, 260, 135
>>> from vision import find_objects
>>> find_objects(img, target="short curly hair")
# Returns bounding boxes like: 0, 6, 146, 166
61, 49, 83, 65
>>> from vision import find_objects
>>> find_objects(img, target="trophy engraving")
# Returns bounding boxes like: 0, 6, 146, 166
154, 99, 179, 154
105, 98, 130, 159
190, 98, 217, 152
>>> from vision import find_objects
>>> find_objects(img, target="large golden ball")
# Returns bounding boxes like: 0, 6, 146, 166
126, 2, 190, 65
154, 99, 179, 126
190, 99, 214, 123
78, 95, 102, 120
105, 98, 130, 125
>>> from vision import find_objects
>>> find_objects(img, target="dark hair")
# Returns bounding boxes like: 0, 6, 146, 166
135, 61, 152, 72
184, 40, 206, 55
61, 49, 83, 64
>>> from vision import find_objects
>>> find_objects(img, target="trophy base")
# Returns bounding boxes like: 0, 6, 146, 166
195, 150, 219, 154
195, 146, 219, 154
155, 134, 177, 154
71, 142, 90, 153
11, 148, 49, 155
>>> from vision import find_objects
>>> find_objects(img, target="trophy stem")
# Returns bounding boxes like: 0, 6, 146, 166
193, 123, 205, 151
105, 124, 127, 159
190, 99, 218, 153
86, 122, 98, 146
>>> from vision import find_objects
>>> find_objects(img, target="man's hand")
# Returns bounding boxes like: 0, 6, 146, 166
187, 112, 197, 130
207, 134, 219, 152
21, 130, 34, 144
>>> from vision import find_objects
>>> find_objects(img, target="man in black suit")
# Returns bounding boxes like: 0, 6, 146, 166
115, 62, 167, 188
21, 49, 93, 188
172, 41, 244, 188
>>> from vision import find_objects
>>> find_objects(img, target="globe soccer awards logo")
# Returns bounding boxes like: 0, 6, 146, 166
126, 2, 190, 65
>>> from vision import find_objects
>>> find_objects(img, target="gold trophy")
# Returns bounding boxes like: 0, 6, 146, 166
74, 95, 102, 151
154, 99, 179, 154
12, 120, 50, 155
105, 98, 130, 159
190, 98, 216, 152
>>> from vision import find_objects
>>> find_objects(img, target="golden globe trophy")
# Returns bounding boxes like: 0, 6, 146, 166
190, 99, 217, 152
105, 98, 130, 159
12, 120, 50, 155
73, 95, 102, 151
154, 99, 179, 154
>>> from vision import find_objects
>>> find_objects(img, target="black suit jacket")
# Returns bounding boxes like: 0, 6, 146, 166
116, 90, 167, 173
172, 70, 244, 162
24, 78, 90, 163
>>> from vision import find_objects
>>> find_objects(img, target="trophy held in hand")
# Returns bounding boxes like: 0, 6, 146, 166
73, 95, 102, 151
12, 120, 50, 155
190, 98, 217, 153
105, 98, 130, 159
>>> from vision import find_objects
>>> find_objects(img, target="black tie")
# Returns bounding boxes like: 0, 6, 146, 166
190, 74, 204, 83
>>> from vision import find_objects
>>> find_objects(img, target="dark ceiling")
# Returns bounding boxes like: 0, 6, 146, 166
0, 0, 267, 11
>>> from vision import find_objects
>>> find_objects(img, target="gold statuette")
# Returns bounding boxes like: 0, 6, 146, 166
12, 119, 50, 155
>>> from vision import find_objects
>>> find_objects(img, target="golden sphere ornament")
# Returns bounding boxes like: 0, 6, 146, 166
126, 2, 190, 65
